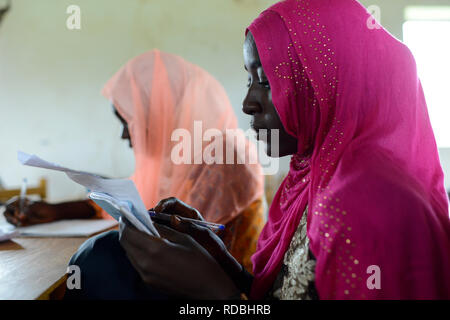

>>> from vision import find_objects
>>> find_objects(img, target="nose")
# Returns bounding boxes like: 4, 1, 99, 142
121, 126, 130, 140
242, 87, 262, 116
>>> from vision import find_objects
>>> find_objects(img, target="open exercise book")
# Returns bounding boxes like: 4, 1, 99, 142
16, 151, 159, 237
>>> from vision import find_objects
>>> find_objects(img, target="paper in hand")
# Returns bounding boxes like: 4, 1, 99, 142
17, 151, 159, 237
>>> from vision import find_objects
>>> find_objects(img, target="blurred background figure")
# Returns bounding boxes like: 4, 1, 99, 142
4, 49, 265, 272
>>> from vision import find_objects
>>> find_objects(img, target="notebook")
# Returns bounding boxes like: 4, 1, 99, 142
17, 219, 118, 237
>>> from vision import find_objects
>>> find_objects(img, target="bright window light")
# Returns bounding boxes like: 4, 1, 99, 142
403, 7, 450, 147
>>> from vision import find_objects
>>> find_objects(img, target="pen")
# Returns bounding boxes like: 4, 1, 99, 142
148, 210, 225, 232
19, 178, 28, 213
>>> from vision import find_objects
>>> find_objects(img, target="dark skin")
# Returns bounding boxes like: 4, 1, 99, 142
4, 106, 132, 226
119, 202, 241, 299
243, 32, 298, 157
114, 107, 132, 148
119, 197, 255, 298
118, 32, 300, 298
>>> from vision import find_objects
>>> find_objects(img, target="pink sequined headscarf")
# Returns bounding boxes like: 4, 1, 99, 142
248, 0, 450, 299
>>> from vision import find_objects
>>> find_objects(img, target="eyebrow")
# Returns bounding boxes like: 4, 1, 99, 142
244, 61, 262, 71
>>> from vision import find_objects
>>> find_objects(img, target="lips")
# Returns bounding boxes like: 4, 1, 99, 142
250, 119, 266, 132
252, 125, 268, 133
251, 124, 269, 142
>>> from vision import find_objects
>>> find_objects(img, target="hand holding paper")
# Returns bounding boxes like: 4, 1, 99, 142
17, 151, 159, 237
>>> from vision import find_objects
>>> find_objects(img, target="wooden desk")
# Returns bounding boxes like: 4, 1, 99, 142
0, 237, 87, 300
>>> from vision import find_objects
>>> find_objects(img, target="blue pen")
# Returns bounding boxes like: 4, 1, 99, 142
148, 210, 225, 231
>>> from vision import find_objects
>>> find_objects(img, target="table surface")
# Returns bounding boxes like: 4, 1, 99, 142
0, 208, 118, 300
0, 236, 87, 300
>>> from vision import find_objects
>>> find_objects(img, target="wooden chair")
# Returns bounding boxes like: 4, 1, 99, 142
0, 178, 47, 203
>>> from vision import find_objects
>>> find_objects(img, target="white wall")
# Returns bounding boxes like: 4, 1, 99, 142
358, 0, 450, 190
0, 0, 278, 202
0, 0, 449, 203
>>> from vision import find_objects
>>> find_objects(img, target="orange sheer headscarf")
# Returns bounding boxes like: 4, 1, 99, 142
102, 50, 264, 224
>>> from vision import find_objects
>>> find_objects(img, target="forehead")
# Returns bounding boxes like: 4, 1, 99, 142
244, 33, 261, 69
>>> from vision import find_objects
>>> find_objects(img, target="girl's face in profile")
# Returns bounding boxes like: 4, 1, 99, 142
242, 32, 298, 157
113, 105, 132, 148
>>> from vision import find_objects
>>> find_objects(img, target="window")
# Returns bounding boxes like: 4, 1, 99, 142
403, 6, 450, 147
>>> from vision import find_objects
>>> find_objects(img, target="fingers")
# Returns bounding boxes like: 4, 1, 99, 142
4, 210, 20, 226
154, 197, 203, 221
4, 198, 20, 219
120, 218, 189, 250
120, 232, 169, 289
170, 216, 211, 241
4, 196, 20, 208
120, 222, 163, 253
154, 222, 194, 246
171, 219, 242, 277
124, 247, 187, 298
5, 196, 33, 209
117, 216, 237, 299
4, 202, 31, 226
4, 197, 33, 221
169, 217, 227, 258
119, 222, 190, 290
125, 251, 171, 294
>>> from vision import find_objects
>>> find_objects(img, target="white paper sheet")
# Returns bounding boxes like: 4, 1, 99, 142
0, 226, 19, 242
88, 191, 150, 237
17, 151, 159, 237
0, 207, 19, 242
17, 219, 118, 237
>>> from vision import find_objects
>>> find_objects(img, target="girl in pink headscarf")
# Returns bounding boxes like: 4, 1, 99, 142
242, 0, 450, 299
116, 0, 450, 300
244, 0, 450, 300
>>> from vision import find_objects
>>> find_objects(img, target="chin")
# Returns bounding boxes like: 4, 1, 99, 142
267, 144, 296, 158
266, 143, 282, 158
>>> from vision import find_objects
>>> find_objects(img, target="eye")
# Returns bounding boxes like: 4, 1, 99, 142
259, 81, 271, 89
